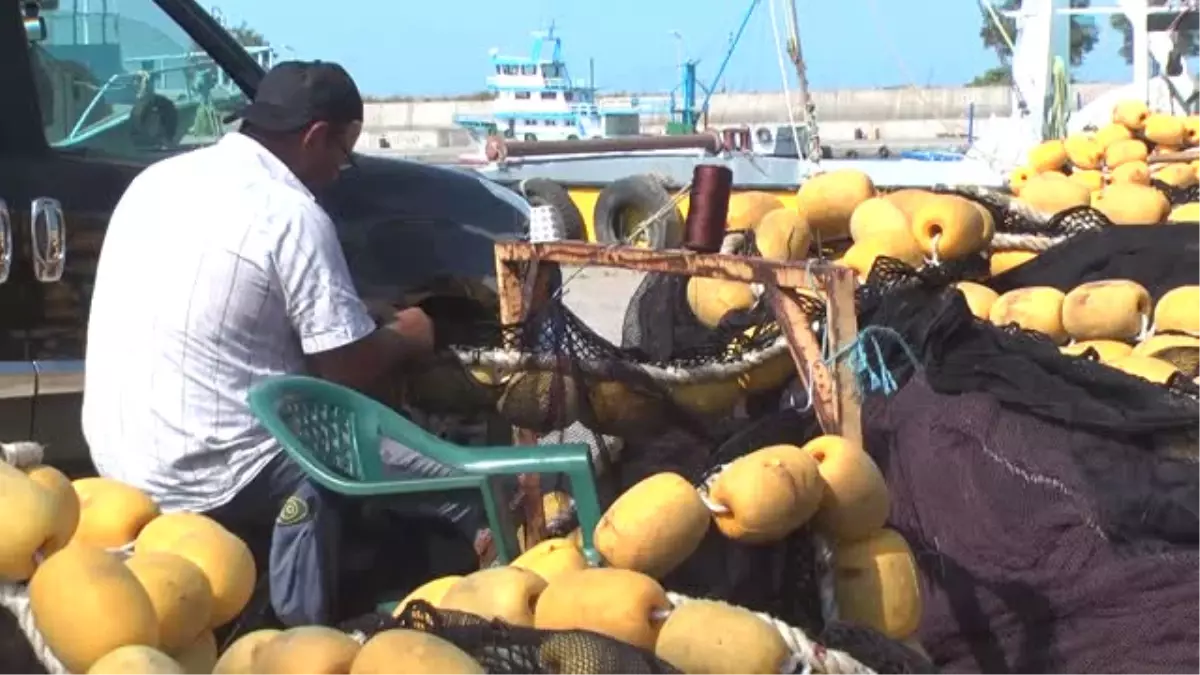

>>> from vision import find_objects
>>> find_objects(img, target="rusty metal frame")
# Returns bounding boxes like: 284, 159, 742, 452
493, 241, 862, 549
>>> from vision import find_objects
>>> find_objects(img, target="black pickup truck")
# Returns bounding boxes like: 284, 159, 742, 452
0, 0, 530, 474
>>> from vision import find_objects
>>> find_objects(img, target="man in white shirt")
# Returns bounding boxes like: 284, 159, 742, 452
82, 61, 442, 558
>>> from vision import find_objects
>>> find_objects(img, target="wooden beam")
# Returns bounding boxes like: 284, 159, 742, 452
495, 241, 846, 294
493, 240, 867, 550
495, 255, 552, 552
764, 286, 839, 434
824, 270, 864, 449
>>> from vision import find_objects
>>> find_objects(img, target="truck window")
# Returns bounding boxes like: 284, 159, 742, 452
26, 0, 263, 159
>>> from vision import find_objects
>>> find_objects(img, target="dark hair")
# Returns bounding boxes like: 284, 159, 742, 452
240, 119, 350, 144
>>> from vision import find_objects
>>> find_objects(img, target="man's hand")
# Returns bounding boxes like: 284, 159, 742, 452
390, 306, 436, 358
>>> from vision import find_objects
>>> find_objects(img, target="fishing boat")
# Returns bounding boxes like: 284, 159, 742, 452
451, 24, 654, 145
461, 0, 1197, 246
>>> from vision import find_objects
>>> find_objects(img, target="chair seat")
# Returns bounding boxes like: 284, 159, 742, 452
248, 374, 604, 565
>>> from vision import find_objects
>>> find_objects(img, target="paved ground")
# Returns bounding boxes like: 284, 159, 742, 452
556, 266, 647, 345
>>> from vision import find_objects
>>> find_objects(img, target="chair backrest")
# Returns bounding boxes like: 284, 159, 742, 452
249, 375, 480, 483
249, 375, 396, 481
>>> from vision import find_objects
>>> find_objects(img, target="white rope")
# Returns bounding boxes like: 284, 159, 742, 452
697, 490, 731, 515
0, 582, 67, 674
664, 592, 876, 674
765, 0, 808, 169
1, 442, 45, 468
721, 232, 748, 255
696, 466, 732, 515
452, 336, 795, 386
924, 233, 943, 267
989, 232, 1067, 251
1137, 313, 1154, 342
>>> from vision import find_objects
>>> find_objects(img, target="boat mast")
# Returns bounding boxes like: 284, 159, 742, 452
782, 0, 820, 160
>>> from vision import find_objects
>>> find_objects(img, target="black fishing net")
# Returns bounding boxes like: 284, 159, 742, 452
989, 217, 1200, 301
383, 261, 936, 673
404, 259, 790, 453
852, 214, 1199, 670
373, 181, 1195, 674
1151, 177, 1200, 207
376, 600, 680, 674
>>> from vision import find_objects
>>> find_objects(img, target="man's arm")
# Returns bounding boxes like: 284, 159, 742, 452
272, 203, 434, 391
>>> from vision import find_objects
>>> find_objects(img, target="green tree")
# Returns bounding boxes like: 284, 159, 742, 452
969, 0, 1100, 86
1109, 0, 1198, 66
228, 22, 268, 48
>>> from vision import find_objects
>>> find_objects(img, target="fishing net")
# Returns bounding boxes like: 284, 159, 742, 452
404, 263, 794, 454
383, 260, 939, 673
734, 191, 1196, 671
364, 601, 680, 674
366, 179, 1196, 674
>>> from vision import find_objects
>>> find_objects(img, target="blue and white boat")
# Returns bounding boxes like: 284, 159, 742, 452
452, 25, 654, 144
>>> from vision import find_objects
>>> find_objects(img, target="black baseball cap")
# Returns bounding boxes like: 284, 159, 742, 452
225, 60, 364, 132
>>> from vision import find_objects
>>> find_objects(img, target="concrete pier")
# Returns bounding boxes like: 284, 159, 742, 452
356, 83, 1119, 153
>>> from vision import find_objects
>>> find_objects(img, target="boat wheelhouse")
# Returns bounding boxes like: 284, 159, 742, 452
452, 25, 644, 144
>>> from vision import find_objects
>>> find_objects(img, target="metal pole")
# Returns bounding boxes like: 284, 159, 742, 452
683, 61, 697, 130
783, 0, 820, 160
669, 30, 684, 123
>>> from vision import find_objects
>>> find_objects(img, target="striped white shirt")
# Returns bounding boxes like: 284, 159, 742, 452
82, 132, 376, 512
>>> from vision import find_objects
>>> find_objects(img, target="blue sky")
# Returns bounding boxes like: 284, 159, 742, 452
207, 0, 1138, 96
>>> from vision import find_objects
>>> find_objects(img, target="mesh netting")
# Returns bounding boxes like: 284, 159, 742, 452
380, 182, 1195, 674
385, 601, 680, 674
404, 260, 788, 447
756, 203, 1196, 670
387, 283, 935, 673
1151, 177, 1200, 207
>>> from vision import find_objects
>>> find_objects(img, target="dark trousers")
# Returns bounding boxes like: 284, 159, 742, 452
204, 451, 484, 638
205, 452, 309, 571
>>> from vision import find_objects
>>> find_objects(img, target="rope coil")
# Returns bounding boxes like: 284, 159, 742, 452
1, 442, 45, 468
0, 582, 67, 674
664, 592, 876, 674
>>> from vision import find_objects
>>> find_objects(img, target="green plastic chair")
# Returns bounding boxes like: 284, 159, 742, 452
246, 374, 604, 566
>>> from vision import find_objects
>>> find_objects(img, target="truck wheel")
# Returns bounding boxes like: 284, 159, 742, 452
517, 178, 585, 241
592, 175, 683, 249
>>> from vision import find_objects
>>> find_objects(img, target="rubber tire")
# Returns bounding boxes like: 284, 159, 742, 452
130, 93, 178, 148
592, 175, 683, 249
518, 178, 585, 241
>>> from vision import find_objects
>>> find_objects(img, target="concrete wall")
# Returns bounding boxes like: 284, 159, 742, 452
357, 83, 1120, 149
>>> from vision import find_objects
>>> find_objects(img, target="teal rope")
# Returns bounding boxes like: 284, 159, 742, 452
821, 325, 921, 398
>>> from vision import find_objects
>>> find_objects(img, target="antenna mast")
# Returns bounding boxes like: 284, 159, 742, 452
782, 0, 821, 161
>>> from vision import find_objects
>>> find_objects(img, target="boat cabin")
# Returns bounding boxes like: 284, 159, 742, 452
454, 26, 641, 144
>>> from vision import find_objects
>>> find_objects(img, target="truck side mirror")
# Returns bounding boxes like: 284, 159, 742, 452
22, 1, 56, 43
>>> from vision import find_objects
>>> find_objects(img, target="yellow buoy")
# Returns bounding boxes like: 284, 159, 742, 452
1108, 160, 1150, 185
1027, 139, 1068, 172
1113, 99, 1151, 130
795, 169, 877, 241
1064, 135, 1104, 170
686, 277, 756, 330
1143, 113, 1186, 147
1104, 138, 1149, 168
